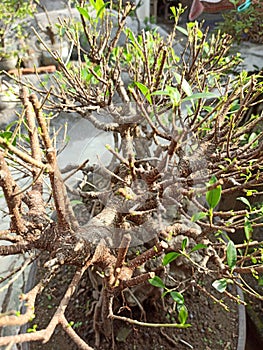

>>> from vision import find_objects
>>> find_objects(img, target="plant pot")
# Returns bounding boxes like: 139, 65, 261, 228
0, 55, 17, 71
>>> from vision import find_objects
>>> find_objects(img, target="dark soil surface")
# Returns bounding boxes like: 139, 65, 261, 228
27, 256, 241, 350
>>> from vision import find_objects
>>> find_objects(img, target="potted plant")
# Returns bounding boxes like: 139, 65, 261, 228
0, 0, 37, 71
0, 2, 262, 350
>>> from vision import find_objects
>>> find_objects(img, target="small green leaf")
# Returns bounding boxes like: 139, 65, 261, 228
169, 87, 181, 106
0, 131, 16, 146
206, 176, 221, 209
96, 1, 109, 18
181, 237, 188, 251
248, 132, 257, 144
126, 29, 144, 58
153, 86, 181, 107
251, 255, 258, 264
175, 25, 188, 36
244, 217, 253, 241
183, 92, 218, 102
162, 252, 181, 266
76, 6, 90, 20
70, 199, 83, 207
245, 190, 257, 197
148, 276, 165, 288
135, 82, 152, 104
191, 211, 207, 222
212, 278, 228, 293
226, 240, 237, 270
258, 276, 263, 286
27, 324, 38, 333
237, 197, 251, 210
177, 304, 188, 325
170, 291, 184, 305
190, 243, 207, 253
173, 72, 192, 96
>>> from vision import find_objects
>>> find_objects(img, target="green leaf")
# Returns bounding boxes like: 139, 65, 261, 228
96, 1, 109, 19
244, 217, 253, 241
148, 276, 165, 288
89, 0, 96, 10
206, 176, 221, 209
173, 72, 192, 96
177, 304, 188, 325
248, 132, 257, 144
170, 291, 184, 305
191, 211, 207, 222
212, 278, 228, 293
181, 237, 188, 251
190, 243, 207, 253
237, 197, 251, 210
126, 29, 144, 58
183, 92, 218, 102
245, 190, 257, 197
135, 82, 152, 104
0, 131, 16, 146
226, 240, 237, 270
76, 6, 91, 20
169, 87, 181, 106
153, 86, 181, 107
70, 199, 83, 207
175, 25, 188, 37
162, 252, 181, 266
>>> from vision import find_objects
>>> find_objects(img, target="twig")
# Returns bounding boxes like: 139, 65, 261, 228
0, 152, 27, 233
60, 314, 94, 350
0, 254, 34, 290
127, 241, 168, 269
114, 233, 131, 272
0, 281, 42, 328
0, 254, 37, 286
29, 93, 79, 232
0, 262, 92, 347
196, 283, 229, 311
108, 295, 190, 328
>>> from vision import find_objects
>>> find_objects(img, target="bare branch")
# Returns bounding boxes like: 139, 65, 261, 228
0, 152, 26, 234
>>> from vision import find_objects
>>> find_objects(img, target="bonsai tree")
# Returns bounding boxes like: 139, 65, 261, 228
0, 1, 262, 349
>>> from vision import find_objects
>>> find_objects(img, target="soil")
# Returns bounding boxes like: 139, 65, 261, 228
26, 254, 241, 350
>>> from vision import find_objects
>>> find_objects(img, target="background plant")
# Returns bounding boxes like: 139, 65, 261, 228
0, 1, 262, 349
217, 0, 263, 44
0, 0, 37, 55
